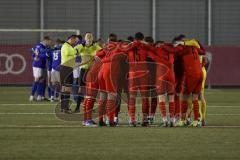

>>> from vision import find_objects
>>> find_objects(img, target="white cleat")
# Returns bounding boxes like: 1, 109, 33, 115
29, 95, 34, 102
49, 96, 54, 102
114, 117, 119, 126
36, 95, 42, 101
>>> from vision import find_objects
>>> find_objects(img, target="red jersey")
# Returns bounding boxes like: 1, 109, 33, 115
155, 44, 175, 68
127, 40, 160, 63
96, 42, 120, 61
175, 45, 203, 75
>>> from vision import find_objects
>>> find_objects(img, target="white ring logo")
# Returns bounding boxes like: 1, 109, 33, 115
0, 53, 26, 75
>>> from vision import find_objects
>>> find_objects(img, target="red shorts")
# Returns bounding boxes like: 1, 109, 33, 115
182, 72, 203, 95
98, 63, 120, 93
156, 67, 175, 95
85, 62, 102, 97
127, 63, 150, 97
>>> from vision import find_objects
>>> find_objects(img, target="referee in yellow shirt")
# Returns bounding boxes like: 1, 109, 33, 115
74, 32, 101, 112
60, 35, 79, 113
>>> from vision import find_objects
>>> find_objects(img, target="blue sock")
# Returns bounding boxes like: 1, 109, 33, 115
41, 81, 46, 97
37, 82, 43, 96
31, 81, 38, 96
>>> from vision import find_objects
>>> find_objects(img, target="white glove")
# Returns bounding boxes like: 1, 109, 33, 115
174, 41, 184, 47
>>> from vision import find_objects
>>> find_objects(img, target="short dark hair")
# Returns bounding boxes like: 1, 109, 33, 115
77, 35, 83, 40
43, 36, 50, 40
134, 32, 144, 40
144, 36, 154, 44
155, 40, 165, 45
127, 36, 134, 42
172, 34, 186, 42
67, 35, 78, 40
56, 39, 64, 44
108, 33, 117, 42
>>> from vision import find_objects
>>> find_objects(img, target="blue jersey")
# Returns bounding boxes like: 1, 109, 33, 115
50, 45, 62, 71
32, 43, 49, 69
46, 47, 53, 71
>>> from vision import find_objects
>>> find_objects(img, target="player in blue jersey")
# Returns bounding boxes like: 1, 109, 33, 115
29, 36, 51, 101
46, 44, 54, 101
47, 39, 64, 101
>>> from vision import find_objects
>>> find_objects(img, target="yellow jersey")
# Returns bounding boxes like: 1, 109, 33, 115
61, 42, 77, 67
75, 43, 101, 69
184, 39, 200, 49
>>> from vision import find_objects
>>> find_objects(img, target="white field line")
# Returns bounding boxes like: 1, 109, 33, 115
0, 125, 239, 128
0, 104, 240, 108
0, 104, 56, 106
0, 113, 240, 116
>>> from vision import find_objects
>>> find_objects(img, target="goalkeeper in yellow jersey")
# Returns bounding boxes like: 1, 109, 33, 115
199, 51, 207, 126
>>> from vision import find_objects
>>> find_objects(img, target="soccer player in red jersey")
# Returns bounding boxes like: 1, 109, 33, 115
96, 34, 128, 126
82, 57, 103, 126
173, 54, 184, 123
144, 37, 157, 124
172, 39, 204, 127
172, 35, 185, 123
154, 41, 176, 127
125, 32, 163, 127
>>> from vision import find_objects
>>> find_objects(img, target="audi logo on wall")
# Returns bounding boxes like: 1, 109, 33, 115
0, 53, 26, 75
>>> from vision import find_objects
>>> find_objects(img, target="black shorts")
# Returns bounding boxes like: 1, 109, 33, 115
60, 65, 73, 87
79, 68, 88, 86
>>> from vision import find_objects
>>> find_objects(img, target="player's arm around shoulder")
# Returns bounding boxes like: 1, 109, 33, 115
74, 44, 83, 54
92, 43, 102, 56
184, 39, 200, 49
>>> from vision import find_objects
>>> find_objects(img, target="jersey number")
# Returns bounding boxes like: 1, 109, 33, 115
53, 51, 59, 61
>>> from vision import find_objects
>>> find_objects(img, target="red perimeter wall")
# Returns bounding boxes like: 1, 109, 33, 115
0, 45, 240, 86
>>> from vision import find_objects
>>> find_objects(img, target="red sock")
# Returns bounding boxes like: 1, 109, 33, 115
150, 97, 157, 116
159, 102, 166, 119
128, 97, 136, 122
86, 98, 95, 120
169, 102, 175, 119
181, 100, 188, 120
193, 100, 200, 120
98, 99, 106, 122
106, 99, 115, 124
142, 98, 149, 122
175, 95, 180, 119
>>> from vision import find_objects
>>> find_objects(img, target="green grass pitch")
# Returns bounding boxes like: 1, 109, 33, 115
0, 87, 240, 160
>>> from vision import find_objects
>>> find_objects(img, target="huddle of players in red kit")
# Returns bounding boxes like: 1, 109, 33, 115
80, 32, 206, 127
